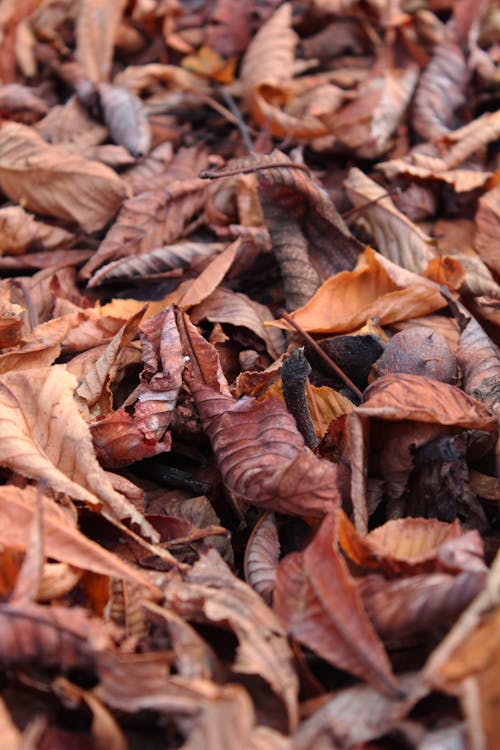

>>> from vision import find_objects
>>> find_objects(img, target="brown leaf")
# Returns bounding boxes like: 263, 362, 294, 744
0, 485, 158, 590
358, 373, 496, 430
165, 549, 299, 730
0, 285, 23, 348
274, 513, 400, 697
244, 512, 280, 605
359, 570, 486, 640
475, 184, 500, 276
190, 379, 341, 517
76, 0, 127, 82
81, 176, 207, 278
344, 168, 435, 275
240, 4, 328, 139
0, 122, 128, 232
191, 287, 286, 360
328, 59, 419, 158
339, 513, 479, 576
53, 677, 128, 750
0, 205, 73, 255
412, 41, 468, 140
0, 696, 22, 750
277, 247, 446, 334
97, 82, 151, 157
0, 366, 159, 541
456, 314, 500, 407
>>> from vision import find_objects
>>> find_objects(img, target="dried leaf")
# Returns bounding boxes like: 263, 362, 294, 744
358, 373, 496, 430
475, 184, 500, 276
274, 513, 400, 697
165, 549, 299, 730
457, 314, 500, 407
98, 82, 151, 157
75, 0, 127, 82
0, 122, 127, 232
276, 247, 446, 334
0, 366, 159, 541
359, 570, 486, 640
344, 168, 435, 275
190, 379, 341, 517
0, 205, 73, 255
244, 512, 280, 604
191, 287, 286, 360
0, 696, 22, 750
412, 41, 468, 140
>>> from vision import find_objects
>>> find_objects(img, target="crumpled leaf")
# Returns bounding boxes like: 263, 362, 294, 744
412, 40, 468, 140
240, 4, 328, 139
97, 82, 151, 157
81, 175, 207, 278
191, 287, 286, 360
76, 0, 127, 82
164, 549, 299, 730
0, 121, 128, 232
358, 373, 496, 430
0, 365, 159, 541
0, 286, 23, 349
244, 512, 280, 604
0, 485, 158, 590
274, 512, 400, 697
344, 168, 435, 275
328, 57, 419, 158
456, 313, 500, 408
190, 379, 341, 517
339, 513, 483, 577
276, 247, 446, 334
0, 205, 73, 255
359, 569, 486, 640
91, 308, 183, 467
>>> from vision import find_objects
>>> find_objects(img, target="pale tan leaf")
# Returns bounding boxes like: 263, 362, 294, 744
0, 205, 73, 255
76, 0, 127, 82
344, 168, 435, 275
244, 513, 280, 604
0, 122, 127, 232
378, 157, 491, 192
475, 184, 500, 276
0, 366, 159, 541
98, 82, 151, 157
0, 696, 21, 750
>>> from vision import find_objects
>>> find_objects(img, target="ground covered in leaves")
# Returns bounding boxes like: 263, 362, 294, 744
0, 0, 499, 748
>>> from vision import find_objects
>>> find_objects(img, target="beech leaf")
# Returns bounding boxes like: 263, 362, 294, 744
0, 122, 128, 232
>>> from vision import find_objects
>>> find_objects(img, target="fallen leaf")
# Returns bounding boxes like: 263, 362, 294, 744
274, 513, 400, 697
75, 0, 127, 82
0, 205, 73, 255
0, 121, 128, 232
276, 247, 446, 334
244, 512, 280, 604
0, 366, 159, 541
97, 82, 151, 157
475, 184, 500, 276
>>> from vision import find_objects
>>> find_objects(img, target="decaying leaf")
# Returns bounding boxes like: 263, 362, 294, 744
0, 366, 159, 541
0, 121, 128, 232
274, 513, 400, 697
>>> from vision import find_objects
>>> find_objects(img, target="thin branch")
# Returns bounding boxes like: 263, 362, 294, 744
341, 187, 402, 221
278, 309, 363, 401
200, 161, 311, 180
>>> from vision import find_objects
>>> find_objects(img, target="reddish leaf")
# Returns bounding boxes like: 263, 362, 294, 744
274, 513, 401, 697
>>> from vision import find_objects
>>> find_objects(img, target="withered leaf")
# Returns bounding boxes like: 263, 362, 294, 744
244, 512, 280, 604
278, 247, 446, 334
190, 379, 341, 517
0, 205, 73, 255
274, 513, 400, 697
164, 549, 299, 730
97, 82, 151, 157
76, 0, 127, 82
0, 366, 159, 541
0, 486, 158, 591
0, 122, 128, 232
475, 184, 500, 276
358, 373, 496, 430
344, 168, 435, 275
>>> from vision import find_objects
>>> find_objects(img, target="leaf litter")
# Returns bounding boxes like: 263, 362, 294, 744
0, 1, 499, 748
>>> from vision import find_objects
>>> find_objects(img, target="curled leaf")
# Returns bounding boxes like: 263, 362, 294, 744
244, 513, 280, 604
98, 82, 151, 157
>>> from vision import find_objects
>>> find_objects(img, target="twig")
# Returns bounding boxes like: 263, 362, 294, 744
341, 187, 401, 220
278, 309, 364, 400
216, 85, 254, 153
200, 161, 311, 179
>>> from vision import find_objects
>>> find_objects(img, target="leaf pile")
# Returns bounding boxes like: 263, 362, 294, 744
0, 1, 499, 748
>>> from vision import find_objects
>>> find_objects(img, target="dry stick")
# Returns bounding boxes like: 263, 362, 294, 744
279, 309, 364, 401
217, 85, 255, 154
200, 161, 311, 179
341, 187, 402, 221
